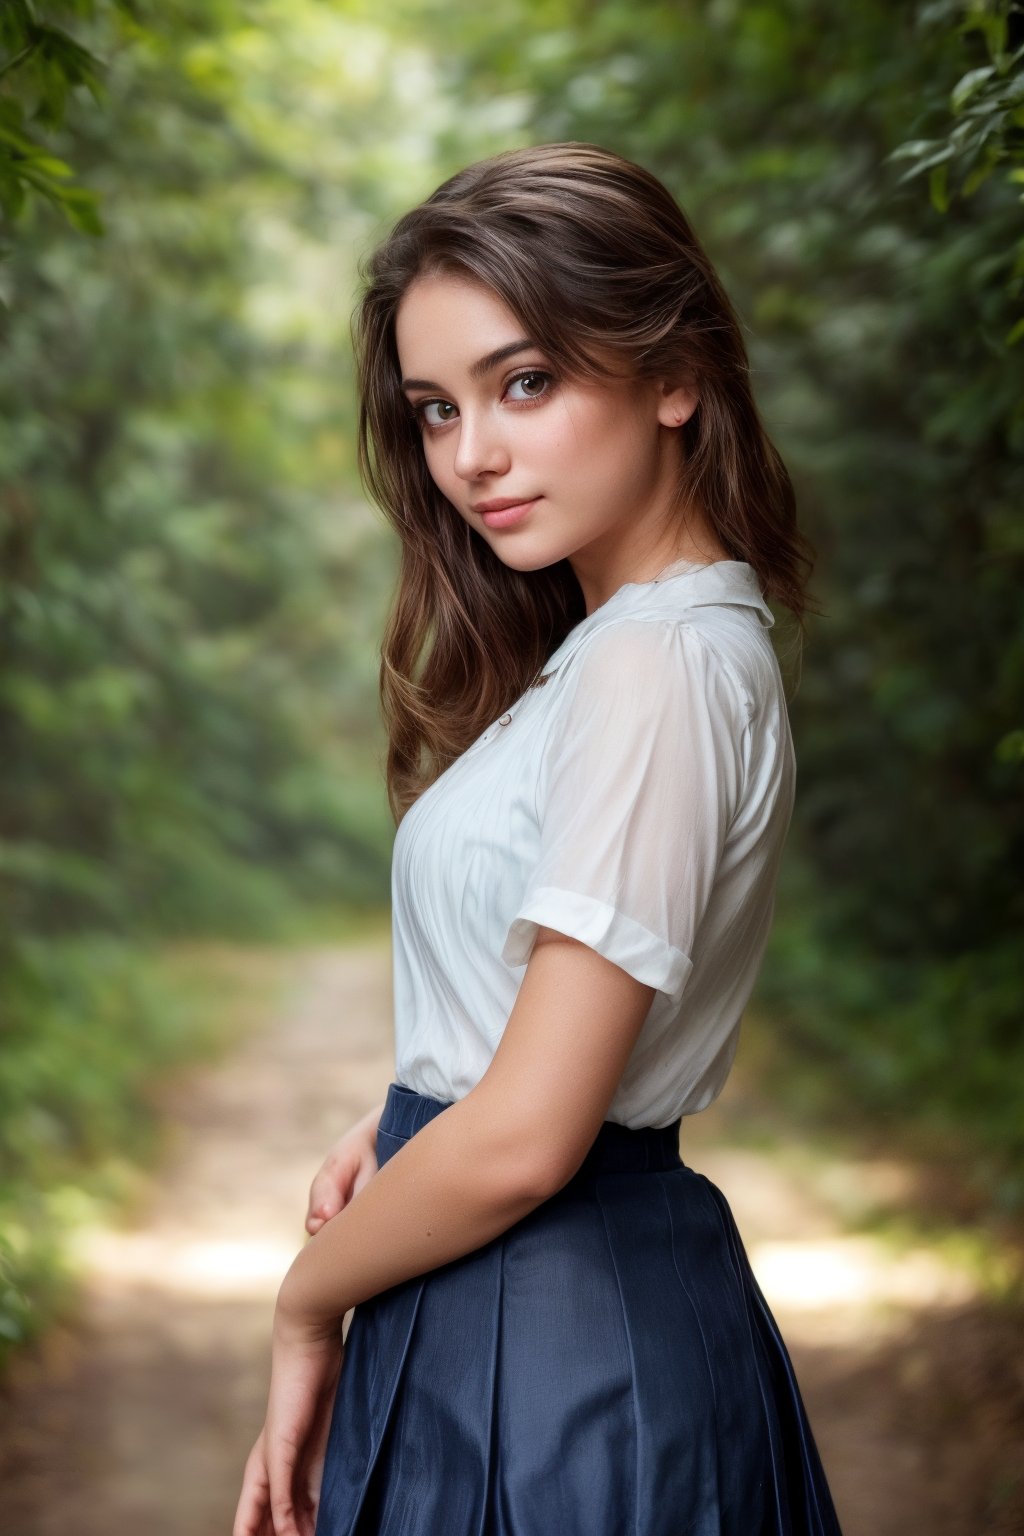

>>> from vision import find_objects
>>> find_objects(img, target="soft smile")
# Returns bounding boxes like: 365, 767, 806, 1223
472, 496, 542, 529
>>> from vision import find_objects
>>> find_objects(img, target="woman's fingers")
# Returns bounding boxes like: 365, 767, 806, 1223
305, 1143, 378, 1232
304, 1119, 383, 1235
267, 1425, 320, 1536
232, 1430, 274, 1536
305, 1161, 349, 1233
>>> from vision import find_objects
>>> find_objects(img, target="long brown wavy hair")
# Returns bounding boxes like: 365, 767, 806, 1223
353, 142, 817, 824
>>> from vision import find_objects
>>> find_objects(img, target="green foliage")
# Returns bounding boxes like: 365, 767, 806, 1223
1, 0, 397, 951
886, 0, 1024, 341
1, 2, 407, 1357
760, 877, 1024, 1210
0, 934, 198, 1357
0, 0, 126, 239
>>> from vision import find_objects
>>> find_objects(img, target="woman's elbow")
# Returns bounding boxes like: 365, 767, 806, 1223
483, 1111, 591, 1203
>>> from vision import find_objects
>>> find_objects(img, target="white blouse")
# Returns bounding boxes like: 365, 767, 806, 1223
389, 558, 796, 1129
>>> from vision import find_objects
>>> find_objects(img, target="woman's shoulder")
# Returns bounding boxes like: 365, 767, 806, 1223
541, 562, 778, 700
556, 607, 773, 727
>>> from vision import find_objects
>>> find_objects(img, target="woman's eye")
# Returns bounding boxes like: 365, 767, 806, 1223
412, 371, 552, 430
506, 371, 551, 402
417, 399, 458, 428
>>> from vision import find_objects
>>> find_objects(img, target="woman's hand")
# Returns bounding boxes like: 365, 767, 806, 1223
232, 1312, 345, 1536
305, 1101, 384, 1237
233, 1102, 384, 1532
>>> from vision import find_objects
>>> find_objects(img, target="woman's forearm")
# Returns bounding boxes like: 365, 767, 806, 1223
277, 1088, 548, 1332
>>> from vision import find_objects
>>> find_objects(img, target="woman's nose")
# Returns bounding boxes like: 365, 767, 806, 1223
452, 410, 511, 482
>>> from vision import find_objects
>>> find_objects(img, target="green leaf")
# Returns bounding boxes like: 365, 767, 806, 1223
894, 143, 958, 186
951, 65, 995, 113
27, 154, 73, 180
994, 728, 1024, 763
929, 161, 950, 213
56, 185, 104, 235
960, 9, 1008, 60
885, 137, 943, 164
0, 122, 44, 155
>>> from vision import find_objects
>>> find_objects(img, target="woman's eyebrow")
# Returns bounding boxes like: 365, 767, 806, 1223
401, 339, 537, 393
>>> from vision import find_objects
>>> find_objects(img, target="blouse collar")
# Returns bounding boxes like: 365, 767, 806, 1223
541, 559, 776, 677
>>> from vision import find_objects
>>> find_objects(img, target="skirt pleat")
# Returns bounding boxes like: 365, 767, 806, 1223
314, 1082, 844, 1536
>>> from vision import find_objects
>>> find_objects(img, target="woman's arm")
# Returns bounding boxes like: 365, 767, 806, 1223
237, 921, 659, 1536
276, 929, 655, 1337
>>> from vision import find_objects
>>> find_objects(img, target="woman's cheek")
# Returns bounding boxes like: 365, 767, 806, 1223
422, 438, 454, 495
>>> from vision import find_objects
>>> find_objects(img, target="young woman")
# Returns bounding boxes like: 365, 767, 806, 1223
233, 142, 845, 1536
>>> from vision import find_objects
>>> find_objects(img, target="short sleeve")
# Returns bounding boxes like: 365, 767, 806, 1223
500, 618, 749, 1004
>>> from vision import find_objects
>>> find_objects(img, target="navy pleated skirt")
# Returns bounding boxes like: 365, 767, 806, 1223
314, 1081, 845, 1536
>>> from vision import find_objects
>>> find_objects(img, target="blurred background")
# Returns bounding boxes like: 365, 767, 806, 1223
0, 2, 1021, 1533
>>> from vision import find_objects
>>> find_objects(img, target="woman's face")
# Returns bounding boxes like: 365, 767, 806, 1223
394, 272, 699, 607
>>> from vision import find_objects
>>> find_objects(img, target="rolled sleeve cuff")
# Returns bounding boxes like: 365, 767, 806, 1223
501, 885, 694, 1004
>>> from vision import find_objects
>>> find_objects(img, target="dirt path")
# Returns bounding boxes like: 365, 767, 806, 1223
1, 940, 1020, 1535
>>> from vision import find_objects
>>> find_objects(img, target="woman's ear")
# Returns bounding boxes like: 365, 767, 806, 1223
655, 378, 699, 429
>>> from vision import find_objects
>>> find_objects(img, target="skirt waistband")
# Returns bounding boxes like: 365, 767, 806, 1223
378, 1081, 685, 1177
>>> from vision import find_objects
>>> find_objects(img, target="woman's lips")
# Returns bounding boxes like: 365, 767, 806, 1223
479, 497, 541, 529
